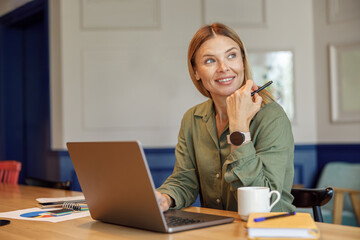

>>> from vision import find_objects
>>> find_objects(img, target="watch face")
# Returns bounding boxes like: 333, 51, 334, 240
230, 131, 245, 146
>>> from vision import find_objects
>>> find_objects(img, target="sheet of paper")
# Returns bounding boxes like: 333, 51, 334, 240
36, 195, 85, 203
0, 207, 90, 223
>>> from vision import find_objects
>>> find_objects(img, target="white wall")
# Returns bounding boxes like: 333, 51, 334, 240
313, 0, 360, 143
50, 0, 359, 149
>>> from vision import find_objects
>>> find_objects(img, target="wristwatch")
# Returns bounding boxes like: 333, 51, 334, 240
227, 131, 251, 146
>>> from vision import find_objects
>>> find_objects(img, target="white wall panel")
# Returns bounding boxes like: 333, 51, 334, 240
326, 0, 360, 25
81, 0, 161, 29
81, 47, 201, 131
203, 0, 266, 27
314, 0, 360, 143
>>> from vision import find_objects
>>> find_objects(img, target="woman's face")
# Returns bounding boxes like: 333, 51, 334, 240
194, 35, 244, 100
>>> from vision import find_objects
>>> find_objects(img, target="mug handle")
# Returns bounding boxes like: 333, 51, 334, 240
269, 190, 281, 210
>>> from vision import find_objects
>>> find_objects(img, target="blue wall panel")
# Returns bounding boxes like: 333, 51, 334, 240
0, 27, 25, 168
60, 145, 320, 191
0, 0, 50, 183
293, 145, 318, 187
144, 148, 175, 188
59, 144, 360, 193
59, 148, 177, 192
317, 144, 360, 169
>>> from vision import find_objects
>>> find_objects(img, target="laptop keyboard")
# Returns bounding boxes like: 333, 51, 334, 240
166, 216, 201, 227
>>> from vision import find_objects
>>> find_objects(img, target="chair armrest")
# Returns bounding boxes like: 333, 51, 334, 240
292, 184, 305, 189
291, 187, 333, 208
332, 187, 360, 194
332, 187, 360, 225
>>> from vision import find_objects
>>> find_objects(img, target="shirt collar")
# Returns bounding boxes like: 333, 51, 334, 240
194, 99, 215, 122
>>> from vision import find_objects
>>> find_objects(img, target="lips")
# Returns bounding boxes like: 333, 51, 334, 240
215, 76, 235, 83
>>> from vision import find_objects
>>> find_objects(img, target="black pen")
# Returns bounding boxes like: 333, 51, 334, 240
251, 80, 273, 96
254, 212, 296, 222
38, 199, 86, 208
39, 200, 86, 205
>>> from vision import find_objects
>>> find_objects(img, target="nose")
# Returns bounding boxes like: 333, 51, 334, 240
217, 60, 229, 72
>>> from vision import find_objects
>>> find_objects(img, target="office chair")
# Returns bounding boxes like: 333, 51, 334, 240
24, 177, 71, 190
0, 160, 22, 184
291, 187, 333, 222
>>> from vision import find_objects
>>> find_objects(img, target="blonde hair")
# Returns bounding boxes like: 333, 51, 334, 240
187, 23, 273, 105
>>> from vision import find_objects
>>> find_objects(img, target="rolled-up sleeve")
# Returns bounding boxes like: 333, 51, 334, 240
223, 109, 295, 211
157, 114, 199, 209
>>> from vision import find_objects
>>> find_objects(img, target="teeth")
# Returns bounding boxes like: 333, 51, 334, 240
217, 77, 233, 82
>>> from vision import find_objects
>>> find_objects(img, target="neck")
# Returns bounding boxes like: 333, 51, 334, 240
212, 96, 228, 122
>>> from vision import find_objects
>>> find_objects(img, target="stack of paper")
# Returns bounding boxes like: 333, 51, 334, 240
247, 212, 320, 239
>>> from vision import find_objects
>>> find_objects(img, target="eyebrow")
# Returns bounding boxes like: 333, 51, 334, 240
225, 47, 238, 53
201, 47, 239, 58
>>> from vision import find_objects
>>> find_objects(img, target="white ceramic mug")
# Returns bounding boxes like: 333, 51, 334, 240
237, 186, 281, 221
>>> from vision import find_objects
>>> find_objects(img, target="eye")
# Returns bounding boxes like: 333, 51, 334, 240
228, 53, 236, 59
205, 58, 215, 64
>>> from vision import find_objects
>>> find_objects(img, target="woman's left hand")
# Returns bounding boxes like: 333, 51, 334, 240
226, 80, 262, 133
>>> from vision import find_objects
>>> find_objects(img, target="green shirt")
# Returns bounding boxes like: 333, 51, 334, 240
157, 99, 295, 212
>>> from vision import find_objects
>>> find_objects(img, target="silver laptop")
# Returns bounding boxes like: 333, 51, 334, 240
67, 141, 234, 233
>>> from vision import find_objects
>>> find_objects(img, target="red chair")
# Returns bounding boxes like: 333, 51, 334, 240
0, 160, 22, 184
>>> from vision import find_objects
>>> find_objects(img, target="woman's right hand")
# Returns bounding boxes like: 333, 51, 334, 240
226, 79, 262, 134
155, 191, 172, 212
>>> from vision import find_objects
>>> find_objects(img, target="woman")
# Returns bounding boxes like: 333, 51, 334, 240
156, 23, 295, 213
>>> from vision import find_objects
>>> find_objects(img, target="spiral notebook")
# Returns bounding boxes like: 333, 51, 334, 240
67, 141, 234, 233
62, 202, 88, 211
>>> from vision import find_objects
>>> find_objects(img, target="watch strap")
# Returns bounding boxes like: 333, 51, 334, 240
227, 131, 251, 145
243, 132, 251, 143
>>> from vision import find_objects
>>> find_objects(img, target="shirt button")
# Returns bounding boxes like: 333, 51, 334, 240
216, 198, 221, 204
216, 173, 220, 179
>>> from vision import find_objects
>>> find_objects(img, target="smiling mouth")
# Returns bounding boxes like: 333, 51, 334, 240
216, 77, 235, 83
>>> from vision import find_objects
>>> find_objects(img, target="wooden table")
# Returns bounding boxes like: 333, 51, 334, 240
0, 184, 359, 239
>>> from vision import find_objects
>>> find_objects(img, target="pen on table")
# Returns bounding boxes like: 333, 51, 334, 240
38, 199, 86, 206
38, 200, 86, 208
39, 204, 64, 209
254, 212, 296, 222
251, 80, 273, 96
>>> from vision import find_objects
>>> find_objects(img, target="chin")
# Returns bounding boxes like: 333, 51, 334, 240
225, 88, 238, 96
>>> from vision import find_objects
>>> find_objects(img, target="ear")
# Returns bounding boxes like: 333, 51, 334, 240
194, 68, 201, 81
